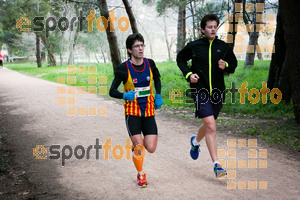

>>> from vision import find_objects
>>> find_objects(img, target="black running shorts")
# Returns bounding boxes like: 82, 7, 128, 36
125, 115, 158, 136
193, 92, 223, 119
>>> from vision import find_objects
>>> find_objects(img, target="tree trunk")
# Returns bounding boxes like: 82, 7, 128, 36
176, 3, 186, 53
122, 0, 138, 33
72, 26, 79, 63
257, 50, 263, 60
268, 10, 284, 90
227, 0, 242, 50
244, 0, 265, 68
68, 5, 79, 65
189, 0, 196, 40
97, 0, 121, 72
94, 52, 100, 63
268, 8, 291, 102
268, 0, 300, 123
68, 42, 74, 64
68, 26, 75, 65
41, 35, 56, 66
60, 7, 67, 66
244, 30, 259, 67
99, 48, 106, 63
60, 31, 64, 66
35, 33, 42, 68
41, 51, 46, 62
162, 16, 171, 60
48, 52, 56, 66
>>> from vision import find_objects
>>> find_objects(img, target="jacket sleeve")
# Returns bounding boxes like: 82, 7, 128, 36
149, 59, 162, 95
223, 44, 237, 74
176, 43, 193, 82
109, 64, 127, 99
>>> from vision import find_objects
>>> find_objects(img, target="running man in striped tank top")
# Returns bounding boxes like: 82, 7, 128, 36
109, 33, 163, 188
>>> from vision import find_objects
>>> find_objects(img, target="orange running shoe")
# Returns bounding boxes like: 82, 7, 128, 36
137, 173, 148, 188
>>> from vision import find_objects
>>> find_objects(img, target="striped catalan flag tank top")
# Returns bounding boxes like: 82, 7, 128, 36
123, 58, 155, 117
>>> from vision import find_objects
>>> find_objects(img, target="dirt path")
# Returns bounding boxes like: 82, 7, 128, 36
0, 67, 299, 199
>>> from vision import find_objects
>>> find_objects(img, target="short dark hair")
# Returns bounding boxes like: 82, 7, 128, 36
200, 14, 220, 33
126, 33, 144, 58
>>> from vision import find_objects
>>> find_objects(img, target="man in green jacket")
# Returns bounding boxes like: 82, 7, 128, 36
176, 14, 237, 178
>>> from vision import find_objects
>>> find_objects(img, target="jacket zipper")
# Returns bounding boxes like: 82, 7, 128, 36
209, 38, 215, 96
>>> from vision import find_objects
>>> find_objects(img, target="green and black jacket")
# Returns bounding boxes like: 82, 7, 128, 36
176, 37, 237, 95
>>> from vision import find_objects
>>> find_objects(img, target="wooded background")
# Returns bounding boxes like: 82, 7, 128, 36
0, 0, 299, 123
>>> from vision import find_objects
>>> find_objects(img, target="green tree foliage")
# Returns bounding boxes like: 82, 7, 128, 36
77, 12, 109, 63
143, 0, 183, 15
195, 2, 227, 25
0, 0, 50, 54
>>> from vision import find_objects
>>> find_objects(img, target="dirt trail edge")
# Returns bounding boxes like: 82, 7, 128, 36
0, 67, 299, 199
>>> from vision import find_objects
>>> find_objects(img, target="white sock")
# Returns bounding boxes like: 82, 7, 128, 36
138, 171, 143, 175
213, 161, 218, 166
192, 137, 200, 146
